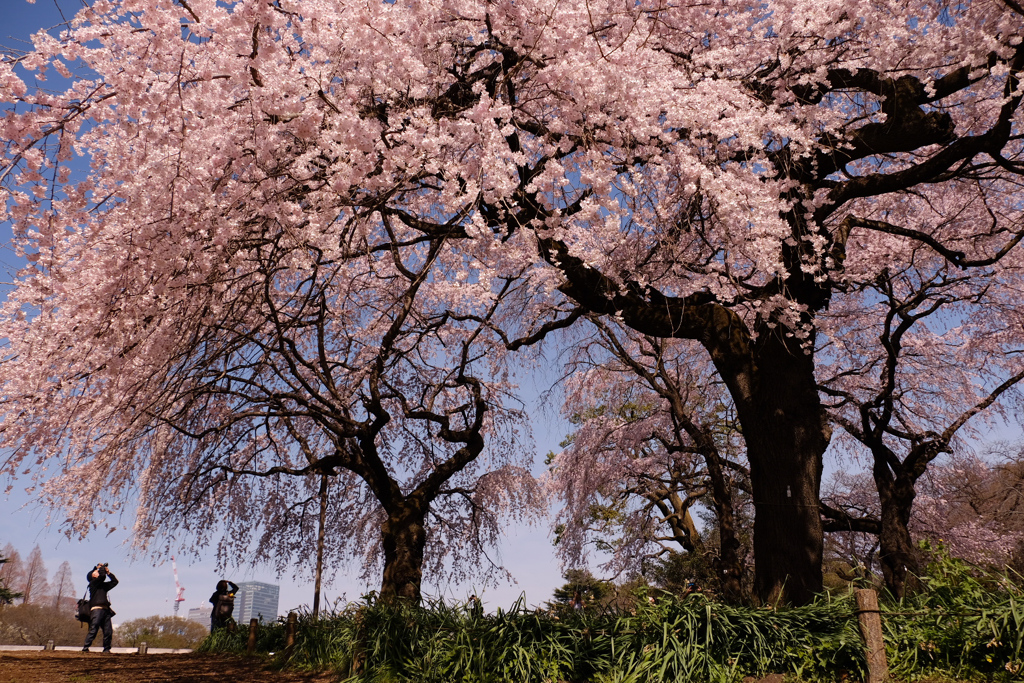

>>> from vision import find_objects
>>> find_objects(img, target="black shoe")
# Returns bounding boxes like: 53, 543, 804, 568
102, 650, 112, 654
81, 648, 89, 652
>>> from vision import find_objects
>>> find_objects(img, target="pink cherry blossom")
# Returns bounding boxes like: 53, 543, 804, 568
2, 0, 1022, 603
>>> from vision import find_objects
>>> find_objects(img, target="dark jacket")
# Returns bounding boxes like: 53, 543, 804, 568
86, 571, 118, 609
209, 581, 239, 610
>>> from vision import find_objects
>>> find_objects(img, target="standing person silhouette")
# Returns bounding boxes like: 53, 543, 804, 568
209, 579, 239, 633
82, 563, 118, 653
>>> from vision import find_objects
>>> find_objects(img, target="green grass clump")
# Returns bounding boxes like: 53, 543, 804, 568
882, 544, 1024, 681
198, 549, 1024, 682
201, 592, 865, 682
195, 617, 286, 655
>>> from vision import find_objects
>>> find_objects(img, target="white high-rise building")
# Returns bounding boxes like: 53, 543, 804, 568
235, 581, 280, 623
187, 605, 212, 627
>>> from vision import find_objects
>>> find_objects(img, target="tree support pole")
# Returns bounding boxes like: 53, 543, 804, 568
855, 588, 889, 683
313, 475, 328, 618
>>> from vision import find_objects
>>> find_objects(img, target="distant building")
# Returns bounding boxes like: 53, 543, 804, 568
236, 581, 280, 623
187, 605, 212, 626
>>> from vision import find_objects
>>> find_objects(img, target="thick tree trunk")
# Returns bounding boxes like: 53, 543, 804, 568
873, 465, 919, 597
740, 334, 829, 605
549, 250, 831, 605
379, 502, 428, 603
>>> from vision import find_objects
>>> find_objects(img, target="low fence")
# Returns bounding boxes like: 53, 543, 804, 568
0, 643, 192, 654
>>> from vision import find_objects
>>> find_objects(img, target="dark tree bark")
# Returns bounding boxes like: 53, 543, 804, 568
379, 500, 429, 602
564, 285, 831, 603
313, 476, 328, 617
739, 332, 829, 605
668, 384, 748, 603
704, 456, 746, 603
872, 463, 919, 597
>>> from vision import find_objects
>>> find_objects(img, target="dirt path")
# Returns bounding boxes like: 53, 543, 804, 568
0, 651, 340, 683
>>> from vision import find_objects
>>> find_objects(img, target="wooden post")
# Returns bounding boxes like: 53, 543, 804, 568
246, 618, 259, 655
284, 611, 298, 652
138, 641, 148, 655
855, 589, 889, 683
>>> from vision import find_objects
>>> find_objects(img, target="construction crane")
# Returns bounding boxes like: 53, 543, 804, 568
170, 555, 186, 615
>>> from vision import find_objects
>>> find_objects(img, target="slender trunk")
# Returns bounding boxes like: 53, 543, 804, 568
739, 334, 829, 605
313, 476, 328, 617
873, 465, 919, 597
379, 502, 428, 603
659, 493, 701, 553
704, 451, 745, 602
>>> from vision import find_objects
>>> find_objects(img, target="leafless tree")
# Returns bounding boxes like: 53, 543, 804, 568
20, 546, 49, 605
49, 561, 76, 611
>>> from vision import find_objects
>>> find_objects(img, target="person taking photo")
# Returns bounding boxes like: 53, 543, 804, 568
82, 563, 118, 653
209, 579, 239, 633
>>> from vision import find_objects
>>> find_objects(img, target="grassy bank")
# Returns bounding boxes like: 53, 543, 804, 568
200, 553, 1024, 682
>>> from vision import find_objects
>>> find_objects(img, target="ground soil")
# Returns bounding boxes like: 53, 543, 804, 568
0, 651, 341, 683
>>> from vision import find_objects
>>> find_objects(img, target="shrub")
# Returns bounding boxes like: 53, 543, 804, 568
115, 615, 209, 649
882, 542, 1024, 681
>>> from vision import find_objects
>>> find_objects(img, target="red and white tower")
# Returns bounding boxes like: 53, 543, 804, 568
170, 555, 185, 615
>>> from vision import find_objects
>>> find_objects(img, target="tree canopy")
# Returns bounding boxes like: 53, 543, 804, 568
3, 0, 1024, 603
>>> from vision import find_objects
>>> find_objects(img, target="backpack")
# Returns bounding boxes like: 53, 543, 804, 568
214, 592, 235, 620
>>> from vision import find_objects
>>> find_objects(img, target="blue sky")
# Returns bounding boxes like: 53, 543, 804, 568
0, 0, 567, 625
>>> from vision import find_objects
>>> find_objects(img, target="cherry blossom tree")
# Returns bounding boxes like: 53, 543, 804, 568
3, 0, 1024, 604
913, 454, 1024, 567
552, 394, 708, 576
2, 218, 543, 601
551, 319, 750, 600
818, 263, 1024, 595
823, 455, 1024, 578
